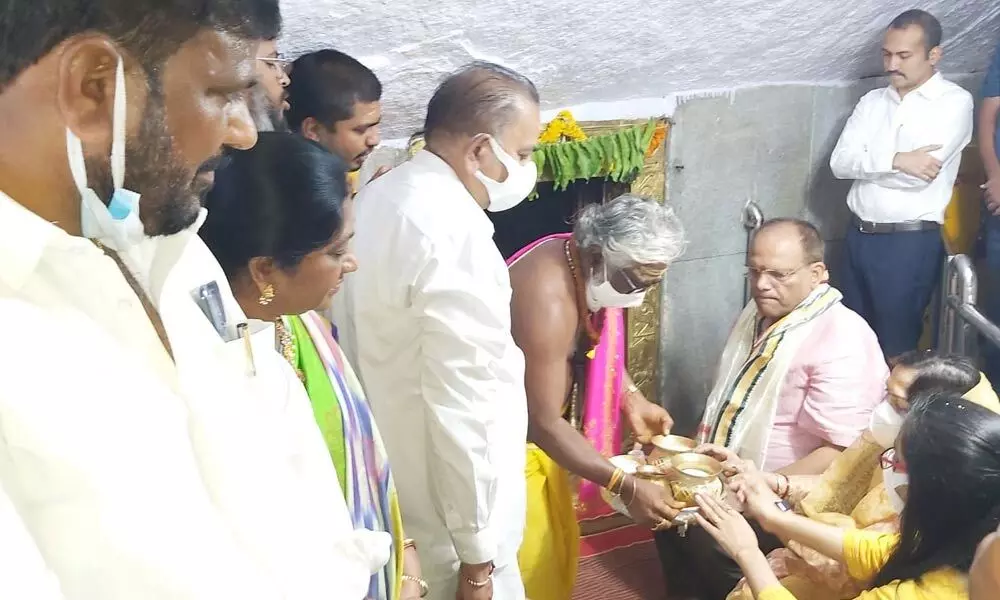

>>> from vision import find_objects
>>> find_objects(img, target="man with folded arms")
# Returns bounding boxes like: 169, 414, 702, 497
831, 9, 973, 361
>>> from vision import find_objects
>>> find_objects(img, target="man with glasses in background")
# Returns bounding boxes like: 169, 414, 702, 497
250, 38, 291, 131
655, 219, 888, 600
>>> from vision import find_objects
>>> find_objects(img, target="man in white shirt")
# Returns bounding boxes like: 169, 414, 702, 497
0, 2, 386, 598
830, 9, 974, 361
0, 482, 65, 600
336, 62, 541, 600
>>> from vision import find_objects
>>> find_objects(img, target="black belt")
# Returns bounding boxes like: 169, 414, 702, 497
854, 218, 940, 234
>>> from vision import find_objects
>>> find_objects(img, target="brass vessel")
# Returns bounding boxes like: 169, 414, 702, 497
648, 434, 697, 467
667, 452, 724, 507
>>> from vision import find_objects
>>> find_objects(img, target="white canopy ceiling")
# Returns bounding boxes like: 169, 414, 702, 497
282, 0, 1000, 137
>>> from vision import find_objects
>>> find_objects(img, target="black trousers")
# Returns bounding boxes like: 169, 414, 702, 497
840, 226, 944, 358
654, 519, 783, 600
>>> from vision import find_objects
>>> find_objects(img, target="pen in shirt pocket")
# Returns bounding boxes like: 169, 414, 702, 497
236, 322, 257, 377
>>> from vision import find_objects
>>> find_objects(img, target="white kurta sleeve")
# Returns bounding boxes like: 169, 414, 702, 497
0, 480, 64, 600
0, 311, 277, 600
270, 350, 392, 594
830, 92, 898, 181
410, 250, 510, 566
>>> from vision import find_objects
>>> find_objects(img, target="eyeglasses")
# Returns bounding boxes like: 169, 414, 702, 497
879, 447, 907, 474
744, 264, 808, 284
257, 56, 291, 75
608, 266, 663, 294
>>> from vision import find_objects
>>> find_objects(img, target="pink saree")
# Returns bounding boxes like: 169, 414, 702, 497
506, 233, 626, 521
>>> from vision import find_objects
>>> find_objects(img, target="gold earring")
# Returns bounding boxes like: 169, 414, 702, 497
257, 284, 275, 306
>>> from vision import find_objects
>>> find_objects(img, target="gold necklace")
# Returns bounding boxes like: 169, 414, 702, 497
273, 318, 305, 383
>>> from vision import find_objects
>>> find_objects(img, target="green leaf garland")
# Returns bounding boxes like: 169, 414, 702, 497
529, 120, 658, 198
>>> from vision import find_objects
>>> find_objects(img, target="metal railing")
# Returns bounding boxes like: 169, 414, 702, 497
937, 254, 1000, 356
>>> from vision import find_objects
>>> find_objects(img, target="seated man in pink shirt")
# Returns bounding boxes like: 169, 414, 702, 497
657, 218, 887, 600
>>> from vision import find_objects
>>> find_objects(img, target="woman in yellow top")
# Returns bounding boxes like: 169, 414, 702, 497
706, 351, 996, 600
971, 523, 1000, 599
695, 388, 1000, 600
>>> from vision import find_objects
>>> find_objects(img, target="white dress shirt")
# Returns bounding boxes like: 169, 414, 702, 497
0, 191, 388, 600
830, 72, 974, 223
0, 480, 64, 599
335, 150, 528, 597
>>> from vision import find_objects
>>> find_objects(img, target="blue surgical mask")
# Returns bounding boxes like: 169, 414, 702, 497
67, 55, 144, 250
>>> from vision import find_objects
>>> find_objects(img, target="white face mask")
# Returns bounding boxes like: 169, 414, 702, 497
881, 464, 909, 514
586, 265, 647, 311
474, 136, 537, 212
68, 55, 144, 250
869, 400, 905, 449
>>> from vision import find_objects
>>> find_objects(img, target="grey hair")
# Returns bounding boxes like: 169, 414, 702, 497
424, 61, 539, 141
573, 194, 686, 268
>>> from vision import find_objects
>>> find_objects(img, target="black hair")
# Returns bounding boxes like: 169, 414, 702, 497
424, 61, 539, 143
897, 351, 981, 398
199, 132, 348, 277
286, 49, 382, 132
871, 390, 1000, 588
0, 1, 281, 91
753, 218, 825, 264
888, 9, 943, 53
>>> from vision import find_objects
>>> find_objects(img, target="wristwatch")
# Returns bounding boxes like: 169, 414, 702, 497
775, 499, 792, 512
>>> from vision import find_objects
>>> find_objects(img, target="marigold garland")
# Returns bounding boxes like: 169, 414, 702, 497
646, 123, 666, 158
538, 110, 588, 144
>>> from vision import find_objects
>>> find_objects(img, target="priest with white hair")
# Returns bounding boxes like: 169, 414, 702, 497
506, 193, 687, 600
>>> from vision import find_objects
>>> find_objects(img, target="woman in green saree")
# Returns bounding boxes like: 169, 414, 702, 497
200, 132, 426, 600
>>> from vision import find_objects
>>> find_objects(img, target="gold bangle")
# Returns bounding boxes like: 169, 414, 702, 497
465, 575, 490, 589
607, 467, 625, 494
403, 538, 417, 551
463, 562, 495, 588
607, 469, 620, 494
622, 474, 638, 507
402, 574, 429, 598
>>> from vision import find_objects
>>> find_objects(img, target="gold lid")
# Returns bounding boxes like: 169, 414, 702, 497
650, 434, 697, 454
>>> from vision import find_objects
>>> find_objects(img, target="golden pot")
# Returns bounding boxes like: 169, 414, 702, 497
634, 464, 670, 490
648, 434, 697, 467
667, 452, 724, 507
